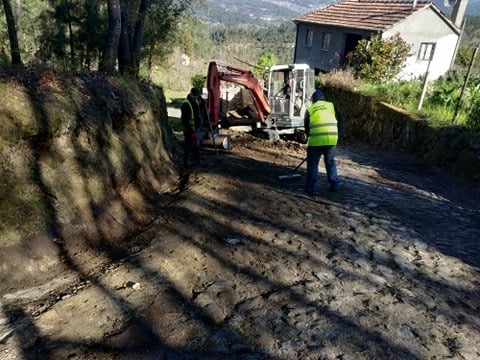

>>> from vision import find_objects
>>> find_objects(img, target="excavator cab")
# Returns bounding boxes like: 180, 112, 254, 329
266, 64, 315, 143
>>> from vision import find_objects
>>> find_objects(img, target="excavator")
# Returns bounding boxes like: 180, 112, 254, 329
205, 61, 315, 143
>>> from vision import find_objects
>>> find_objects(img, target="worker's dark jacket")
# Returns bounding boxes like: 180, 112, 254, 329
181, 95, 202, 134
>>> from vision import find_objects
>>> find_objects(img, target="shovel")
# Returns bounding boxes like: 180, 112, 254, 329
203, 102, 221, 161
278, 157, 306, 180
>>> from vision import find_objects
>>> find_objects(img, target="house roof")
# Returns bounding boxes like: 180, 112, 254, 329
294, 0, 455, 32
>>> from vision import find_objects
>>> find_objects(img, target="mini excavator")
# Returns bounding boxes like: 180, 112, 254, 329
205, 61, 315, 143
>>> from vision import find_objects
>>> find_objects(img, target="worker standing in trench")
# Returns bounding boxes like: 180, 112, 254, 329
181, 87, 208, 167
304, 89, 343, 195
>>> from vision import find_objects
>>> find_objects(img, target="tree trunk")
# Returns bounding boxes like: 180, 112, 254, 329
84, 1, 93, 69
14, 0, 21, 49
63, 0, 75, 66
118, 0, 132, 75
100, 0, 121, 73
132, 0, 151, 77
117, 0, 150, 77
146, 41, 155, 83
2, 0, 22, 65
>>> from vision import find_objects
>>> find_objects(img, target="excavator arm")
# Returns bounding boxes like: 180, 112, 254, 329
206, 61, 271, 126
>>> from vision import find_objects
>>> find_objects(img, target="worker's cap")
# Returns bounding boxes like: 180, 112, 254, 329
311, 89, 325, 101
190, 87, 202, 97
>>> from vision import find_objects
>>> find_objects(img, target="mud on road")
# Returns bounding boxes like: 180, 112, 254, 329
1, 131, 480, 359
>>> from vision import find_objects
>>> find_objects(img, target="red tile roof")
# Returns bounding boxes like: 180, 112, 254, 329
294, 0, 433, 31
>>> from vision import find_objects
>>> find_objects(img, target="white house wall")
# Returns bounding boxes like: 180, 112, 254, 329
294, 6, 459, 80
383, 8, 459, 80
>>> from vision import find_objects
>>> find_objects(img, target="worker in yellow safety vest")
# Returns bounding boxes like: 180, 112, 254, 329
304, 89, 343, 195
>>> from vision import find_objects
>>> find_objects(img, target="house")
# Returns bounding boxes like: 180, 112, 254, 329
293, 0, 468, 80
181, 54, 190, 66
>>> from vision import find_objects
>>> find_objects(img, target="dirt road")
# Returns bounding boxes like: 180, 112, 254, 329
1, 131, 479, 359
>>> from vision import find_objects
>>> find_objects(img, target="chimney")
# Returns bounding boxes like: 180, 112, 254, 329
451, 0, 469, 28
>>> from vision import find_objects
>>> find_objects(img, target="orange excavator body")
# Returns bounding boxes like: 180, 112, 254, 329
206, 61, 271, 127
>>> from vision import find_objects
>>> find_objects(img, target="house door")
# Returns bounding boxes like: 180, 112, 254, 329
343, 33, 363, 66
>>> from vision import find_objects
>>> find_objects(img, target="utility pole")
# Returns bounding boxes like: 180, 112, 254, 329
418, 44, 436, 111
452, 43, 479, 124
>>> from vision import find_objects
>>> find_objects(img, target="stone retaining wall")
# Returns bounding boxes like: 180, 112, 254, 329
325, 87, 480, 184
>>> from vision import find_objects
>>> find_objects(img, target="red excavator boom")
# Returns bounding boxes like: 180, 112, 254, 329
206, 61, 271, 126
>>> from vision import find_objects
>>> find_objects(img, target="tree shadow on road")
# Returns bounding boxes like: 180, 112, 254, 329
2, 106, 479, 358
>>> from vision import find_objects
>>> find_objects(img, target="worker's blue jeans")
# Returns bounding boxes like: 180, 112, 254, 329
305, 145, 339, 193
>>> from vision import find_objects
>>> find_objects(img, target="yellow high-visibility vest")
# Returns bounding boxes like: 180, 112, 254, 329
307, 100, 338, 146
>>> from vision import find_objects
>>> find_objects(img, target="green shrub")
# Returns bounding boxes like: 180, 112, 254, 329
427, 79, 459, 109
191, 74, 205, 89
318, 69, 360, 90
467, 98, 480, 132
349, 33, 412, 83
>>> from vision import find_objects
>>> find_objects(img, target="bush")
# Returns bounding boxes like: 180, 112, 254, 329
467, 98, 480, 132
191, 74, 205, 89
349, 33, 412, 83
318, 69, 360, 90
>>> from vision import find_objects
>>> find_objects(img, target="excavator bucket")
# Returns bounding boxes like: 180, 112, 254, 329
202, 132, 232, 151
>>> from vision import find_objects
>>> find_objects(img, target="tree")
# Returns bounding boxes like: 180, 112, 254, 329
100, 0, 121, 74
349, 33, 412, 83
36, 0, 105, 70
109, 0, 194, 76
81, 0, 104, 70
2, 0, 22, 65
131, 0, 150, 74
251, 53, 277, 78
117, 0, 152, 76
142, 1, 194, 79
62, 0, 75, 64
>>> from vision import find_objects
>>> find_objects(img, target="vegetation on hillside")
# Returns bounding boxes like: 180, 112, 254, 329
0, 0, 198, 77
321, 69, 480, 131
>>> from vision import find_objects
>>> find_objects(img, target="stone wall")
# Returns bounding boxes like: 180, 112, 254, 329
325, 87, 480, 184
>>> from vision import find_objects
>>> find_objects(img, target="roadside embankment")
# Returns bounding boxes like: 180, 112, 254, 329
0, 70, 179, 291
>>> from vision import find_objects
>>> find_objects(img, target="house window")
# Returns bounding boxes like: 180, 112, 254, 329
418, 42, 436, 61
305, 30, 313, 47
321, 32, 331, 50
